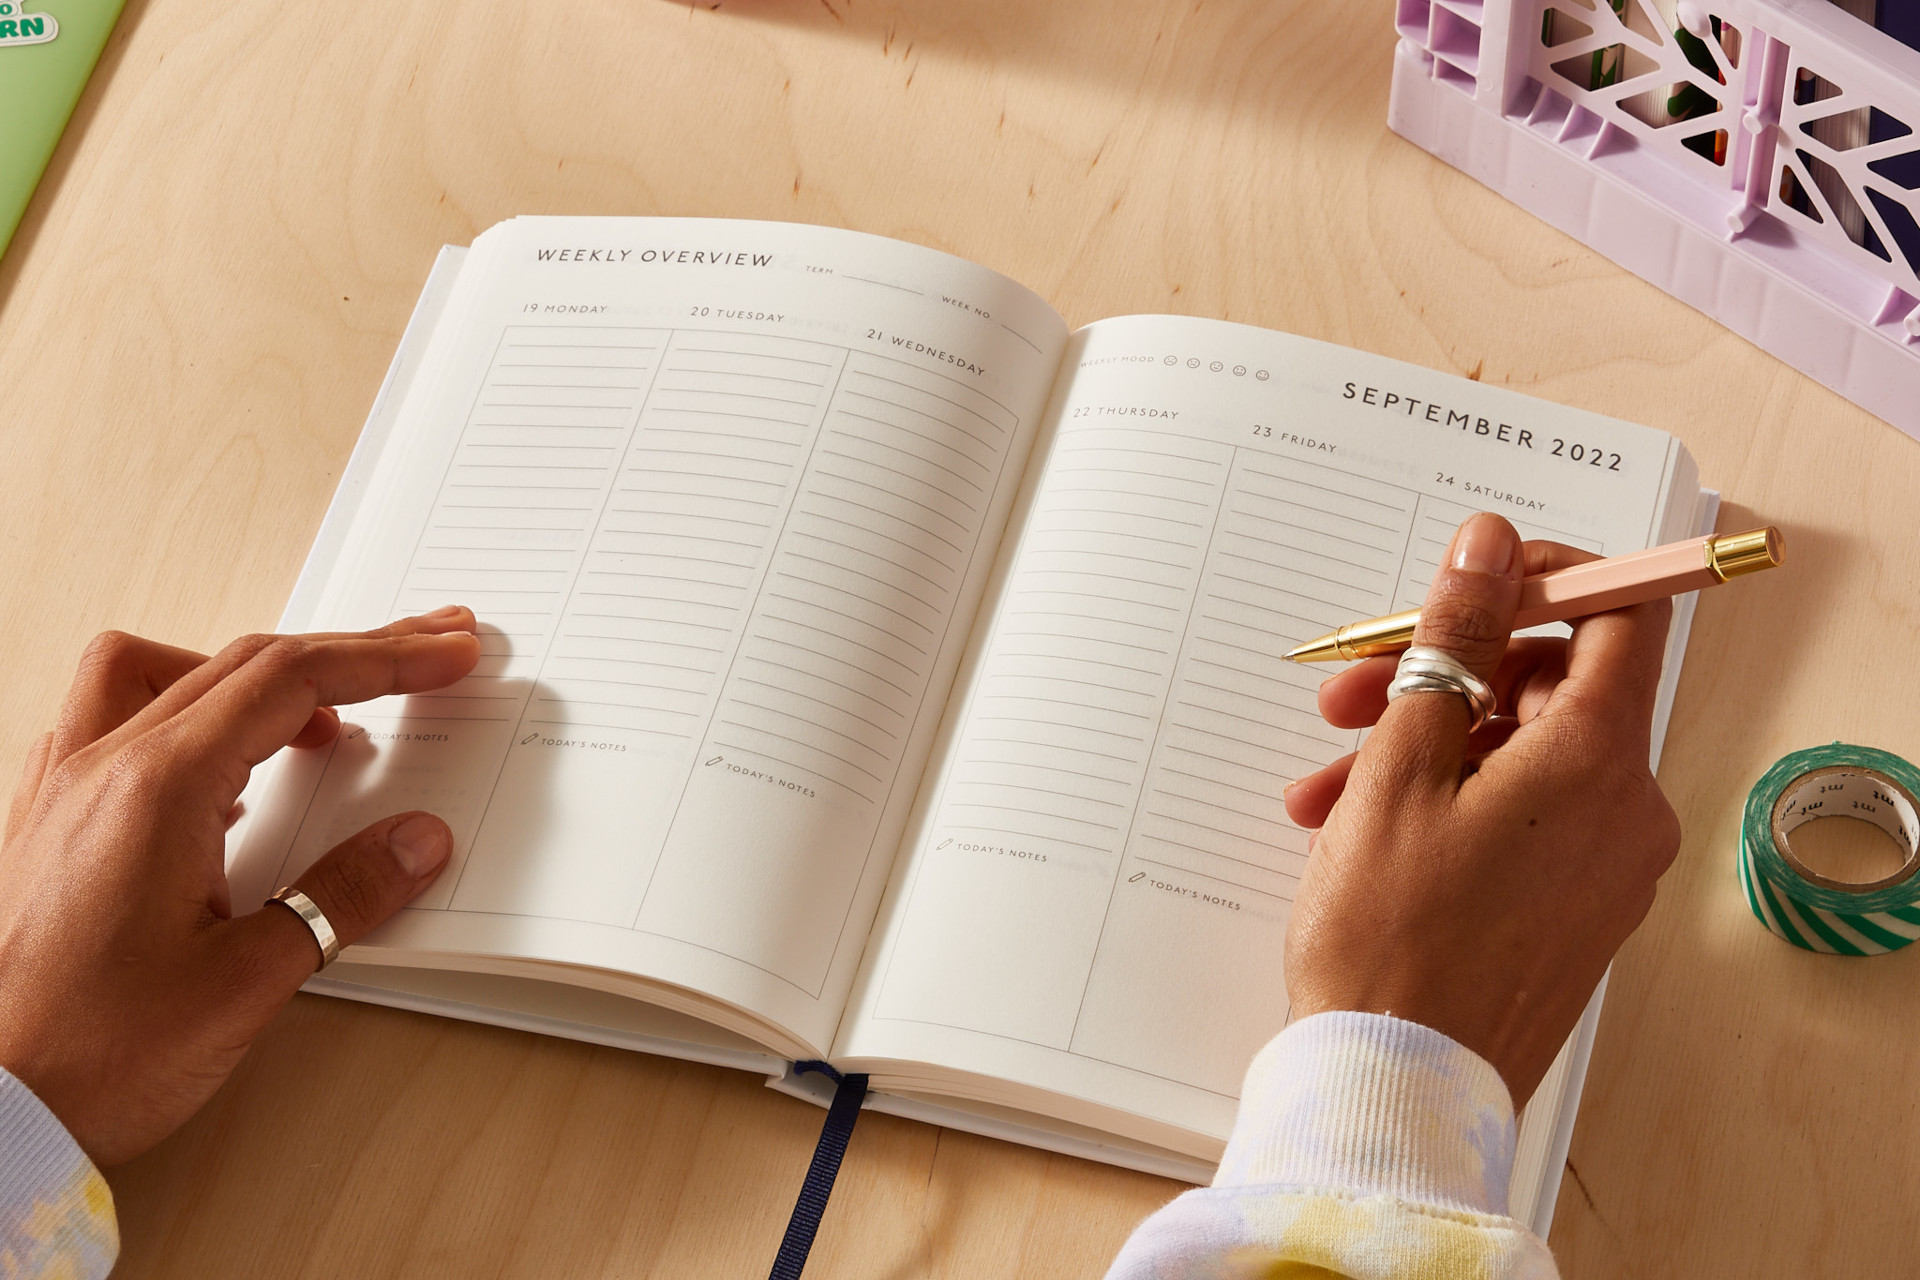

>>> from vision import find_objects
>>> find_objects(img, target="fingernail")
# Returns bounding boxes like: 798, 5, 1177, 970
422, 605, 465, 620
1450, 513, 1517, 577
389, 815, 451, 877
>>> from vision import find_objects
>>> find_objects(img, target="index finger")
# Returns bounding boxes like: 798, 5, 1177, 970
142, 629, 481, 807
1313, 537, 1612, 725
1314, 538, 1605, 727
97, 607, 477, 760
49, 633, 210, 770
1351, 514, 1523, 794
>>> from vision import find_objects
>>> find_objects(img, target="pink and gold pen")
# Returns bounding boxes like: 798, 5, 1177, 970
1283, 526, 1783, 662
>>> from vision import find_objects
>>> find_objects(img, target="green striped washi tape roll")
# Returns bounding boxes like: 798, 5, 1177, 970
1739, 743, 1920, 955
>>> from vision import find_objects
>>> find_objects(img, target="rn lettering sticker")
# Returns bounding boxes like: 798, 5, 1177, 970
0, 1, 57, 46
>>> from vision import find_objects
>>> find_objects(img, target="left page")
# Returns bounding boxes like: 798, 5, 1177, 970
228, 216, 1068, 1058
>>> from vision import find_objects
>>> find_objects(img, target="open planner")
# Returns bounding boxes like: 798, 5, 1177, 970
227, 216, 1710, 1232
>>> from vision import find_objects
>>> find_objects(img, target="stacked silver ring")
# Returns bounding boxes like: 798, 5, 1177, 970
1385, 645, 1497, 732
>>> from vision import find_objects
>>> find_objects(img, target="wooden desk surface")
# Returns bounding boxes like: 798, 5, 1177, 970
4, 0, 1918, 1274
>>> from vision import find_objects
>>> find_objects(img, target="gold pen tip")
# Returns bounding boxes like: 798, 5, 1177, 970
1283, 633, 1350, 663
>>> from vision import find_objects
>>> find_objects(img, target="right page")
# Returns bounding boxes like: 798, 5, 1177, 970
835, 313, 1700, 1159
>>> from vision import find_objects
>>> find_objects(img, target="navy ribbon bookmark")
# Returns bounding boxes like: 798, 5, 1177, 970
767, 1060, 870, 1280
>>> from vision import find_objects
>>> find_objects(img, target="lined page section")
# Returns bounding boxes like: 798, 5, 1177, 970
439, 330, 849, 927
704, 356, 1014, 805
937, 430, 1223, 860
533, 333, 841, 741
390, 325, 667, 715
868, 426, 1231, 1045
1134, 459, 1415, 898
635, 354, 1026, 994
1064, 455, 1421, 1090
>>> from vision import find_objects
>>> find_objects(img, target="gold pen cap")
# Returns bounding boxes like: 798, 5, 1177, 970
1285, 607, 1421, 662
1704, 526, 1784, 582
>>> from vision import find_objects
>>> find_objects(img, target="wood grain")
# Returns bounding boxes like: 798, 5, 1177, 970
2, 0, 1916, 1274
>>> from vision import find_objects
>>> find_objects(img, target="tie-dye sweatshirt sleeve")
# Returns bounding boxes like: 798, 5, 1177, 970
0, 1066, 116, 1280
1106, 1011, 1560, 1279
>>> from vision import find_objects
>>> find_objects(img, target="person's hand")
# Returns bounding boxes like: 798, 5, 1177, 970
1282, 513, 1681, 1107
0, 609, 480, 1165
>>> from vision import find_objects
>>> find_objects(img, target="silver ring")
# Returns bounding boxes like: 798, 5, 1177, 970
269, 887, 340, 969
1386, 645, 1497, 733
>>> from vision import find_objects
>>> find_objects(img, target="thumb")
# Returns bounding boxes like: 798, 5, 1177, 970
1359, 513, 1523, 789
225, 812, 453, 996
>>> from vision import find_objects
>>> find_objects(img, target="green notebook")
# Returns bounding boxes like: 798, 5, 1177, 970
0, 0, 126, 262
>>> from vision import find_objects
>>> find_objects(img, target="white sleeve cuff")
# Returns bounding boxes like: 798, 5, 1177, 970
1214, 1010, 1519, 1217
0, 1064, 118, 1279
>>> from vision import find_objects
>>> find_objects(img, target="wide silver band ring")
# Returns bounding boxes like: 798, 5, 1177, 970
269, 887, 340, 970
1386, 645, 1497, 733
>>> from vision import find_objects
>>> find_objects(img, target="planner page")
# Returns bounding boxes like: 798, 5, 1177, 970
227, 217, 1068, 1057
836, 313, 1697, 1154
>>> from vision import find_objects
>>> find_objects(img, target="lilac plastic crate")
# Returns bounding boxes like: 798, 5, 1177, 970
1390, 0, 1920, 437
